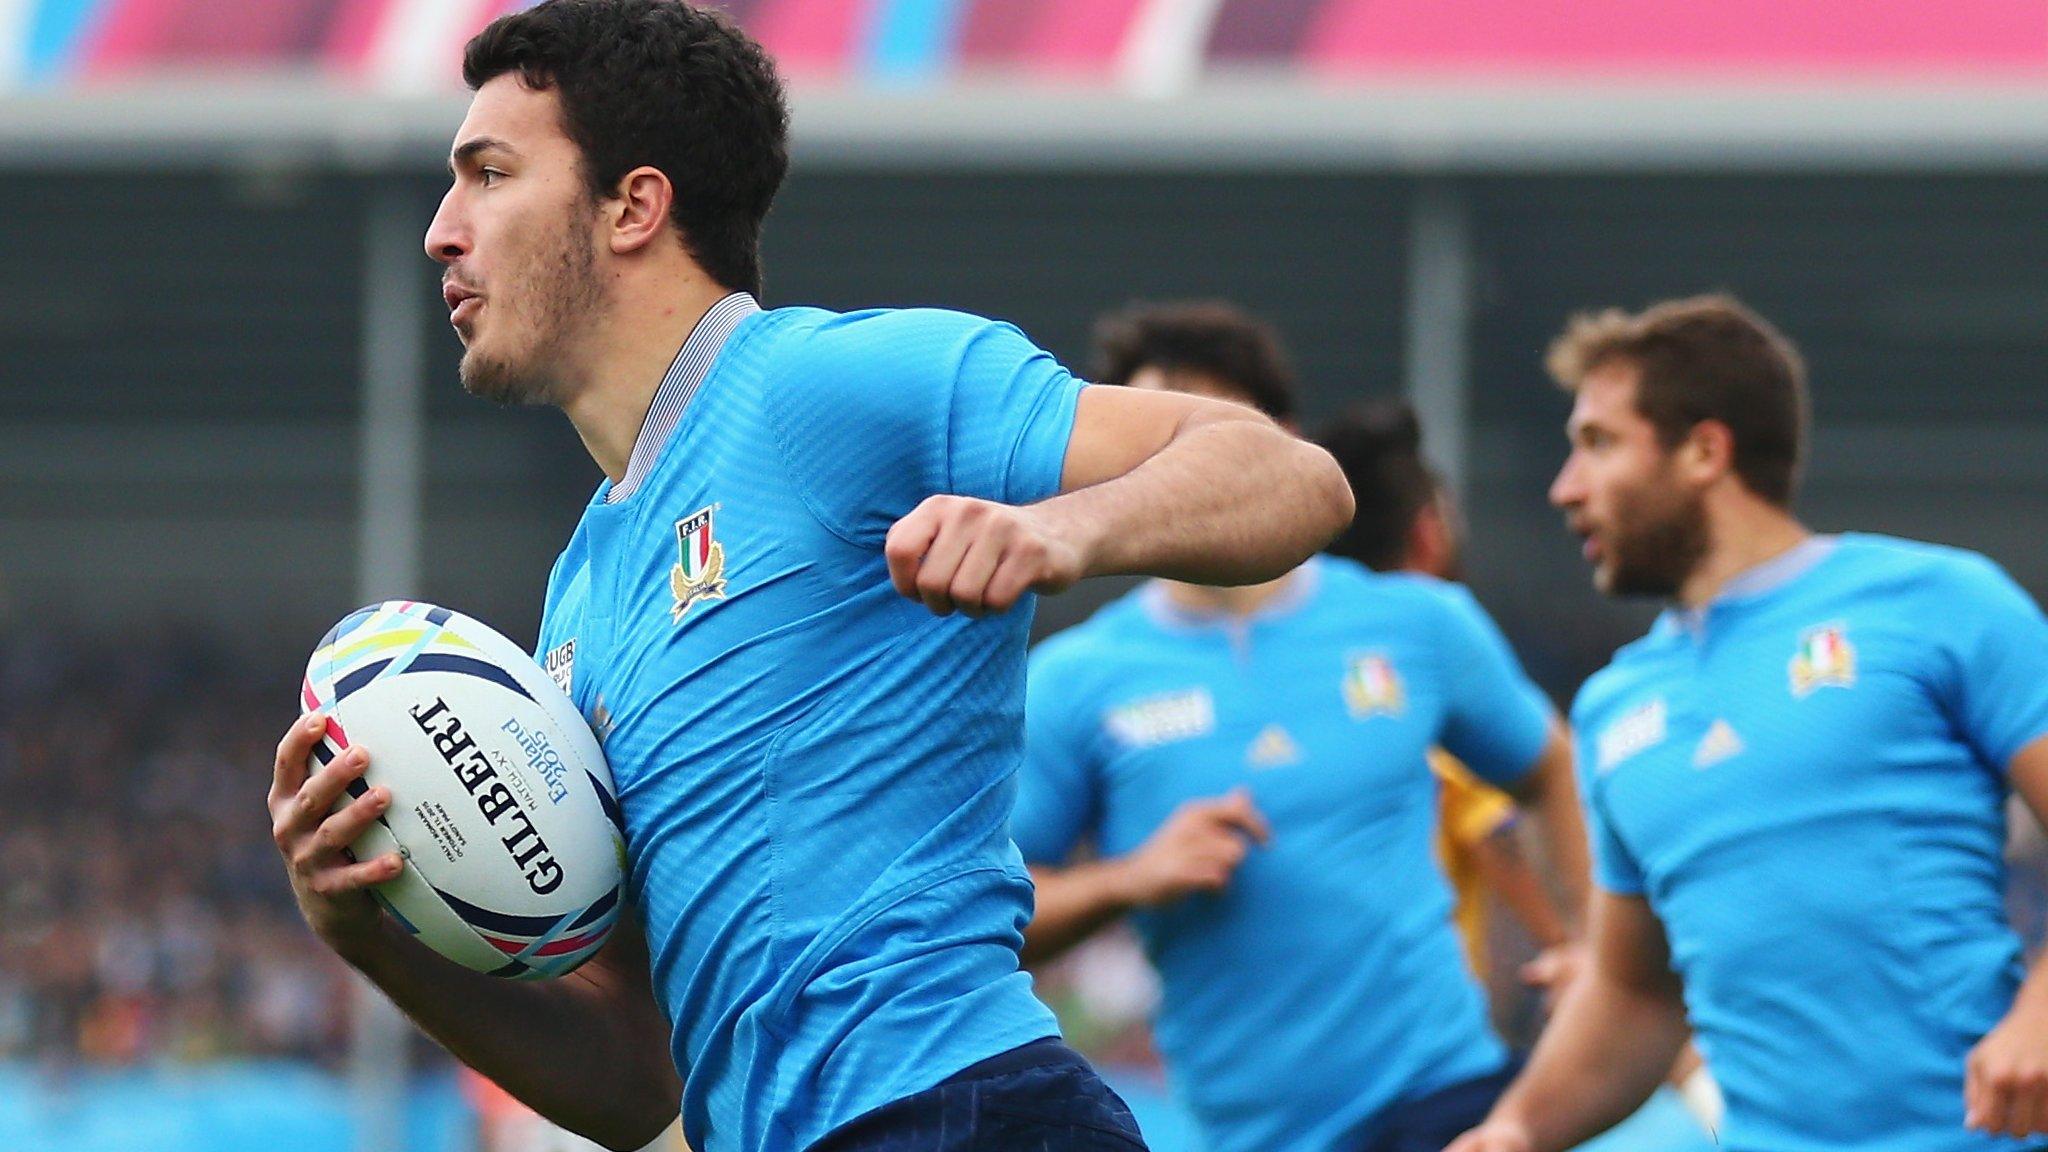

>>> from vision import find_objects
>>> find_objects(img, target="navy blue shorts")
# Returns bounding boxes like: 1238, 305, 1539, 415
1357, 1060, 1521, 1152
811, 1038, 1150, 1151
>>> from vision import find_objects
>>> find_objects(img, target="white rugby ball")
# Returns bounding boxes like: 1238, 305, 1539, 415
300, 601, 626, 980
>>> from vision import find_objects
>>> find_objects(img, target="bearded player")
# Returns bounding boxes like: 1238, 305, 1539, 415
1449, 295, 2048, 1152
262, 4, 1353, 1151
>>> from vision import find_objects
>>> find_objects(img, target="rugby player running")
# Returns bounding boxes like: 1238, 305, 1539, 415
262, 4, 1352, 1151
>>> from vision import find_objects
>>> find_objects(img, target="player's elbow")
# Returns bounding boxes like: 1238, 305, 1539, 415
589, 1083, 683, 1151
1297, 440, 1355, 549
578, 1045, 683, 1150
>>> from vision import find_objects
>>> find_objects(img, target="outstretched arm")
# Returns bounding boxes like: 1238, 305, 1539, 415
269, 713, 680, 1150
888, 386, 1352, 615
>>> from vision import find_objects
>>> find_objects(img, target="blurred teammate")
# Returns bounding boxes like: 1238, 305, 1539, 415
1449, 295, 2048, 1152
263, 5, 1352, 1152
1324, 402, 1723, 1146
1013, 302, 1587, 1152
1315, 403, 1577, 990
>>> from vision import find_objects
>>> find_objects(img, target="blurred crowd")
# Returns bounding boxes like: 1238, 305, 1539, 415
0, 629, 354, 1067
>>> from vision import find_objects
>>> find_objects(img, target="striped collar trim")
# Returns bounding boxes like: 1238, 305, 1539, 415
606, 291, 760, 504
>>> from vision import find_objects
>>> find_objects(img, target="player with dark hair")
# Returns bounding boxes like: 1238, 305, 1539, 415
261, 5, 1354, 1151
1449, 294, 2048, 1152
1091, 300, 1299, 424
1014, 302, 1588, 1152
1316, 401, 1576, 990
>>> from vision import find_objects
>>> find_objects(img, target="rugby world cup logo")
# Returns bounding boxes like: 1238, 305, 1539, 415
670, 505, 728, 623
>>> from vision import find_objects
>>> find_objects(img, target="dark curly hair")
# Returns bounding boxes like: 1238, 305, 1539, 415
464, 0, 790, 297
1314, 400, 1437, 572
1090, 301, 1297, 423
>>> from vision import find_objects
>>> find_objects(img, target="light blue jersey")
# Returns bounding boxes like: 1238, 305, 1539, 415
1013, 557, 1555, 1152
1574, 534, 2048, 1152
535, 296, 1082, 1152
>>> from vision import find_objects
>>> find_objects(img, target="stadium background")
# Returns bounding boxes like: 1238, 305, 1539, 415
6, 1, 2048, 1149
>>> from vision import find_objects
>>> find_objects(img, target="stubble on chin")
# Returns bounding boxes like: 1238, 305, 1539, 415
454, 201, 603, 409
458, 347, 557, 407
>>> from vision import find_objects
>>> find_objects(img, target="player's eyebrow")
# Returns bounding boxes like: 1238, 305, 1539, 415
449, 136, 519, 175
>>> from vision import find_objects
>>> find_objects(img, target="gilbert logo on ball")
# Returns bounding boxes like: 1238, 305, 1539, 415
302, 601, 627, 979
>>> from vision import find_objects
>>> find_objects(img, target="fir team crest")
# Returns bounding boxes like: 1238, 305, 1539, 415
1343, 654, 1405, 718
1790, 623, 1855, 697
670, 505, 728, 622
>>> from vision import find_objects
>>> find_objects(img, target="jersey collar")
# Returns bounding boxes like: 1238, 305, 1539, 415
606, 291, 760, 504
1140, 556, 1323, 633
1668, 533, 1840, 634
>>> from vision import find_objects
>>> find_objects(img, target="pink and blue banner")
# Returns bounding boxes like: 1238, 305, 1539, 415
7, 0, 2048, 88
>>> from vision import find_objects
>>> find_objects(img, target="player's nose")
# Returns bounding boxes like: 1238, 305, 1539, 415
423, 189, 469, 266
1548, 454, 1584, 508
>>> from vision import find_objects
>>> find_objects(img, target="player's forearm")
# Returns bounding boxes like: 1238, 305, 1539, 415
1476, 832, 1571, 948
341, 922, 679, 1148
1519, 735, 1593, 930
1021, 861, 1139, 966
1530, 801, 1591, 934
1489, 970, 1689, 1151
1045, 416, 1352, 586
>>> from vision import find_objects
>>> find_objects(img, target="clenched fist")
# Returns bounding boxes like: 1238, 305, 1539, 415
885, 496, 1089, 617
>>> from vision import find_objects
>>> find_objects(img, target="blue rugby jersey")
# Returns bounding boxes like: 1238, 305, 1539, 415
535, 296, 1082, 1152
1013, 557, 1556, 1152
1574, 534, 2048, 1152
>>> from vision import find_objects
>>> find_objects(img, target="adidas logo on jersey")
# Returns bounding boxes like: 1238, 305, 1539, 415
1246, 724, 1301, 769
1693, 719, 1744, 768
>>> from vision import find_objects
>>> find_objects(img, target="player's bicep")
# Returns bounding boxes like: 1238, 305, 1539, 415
1590, 890, 1681, 1000
2006, 734, 2048, 833
1058, 385, 1273, 493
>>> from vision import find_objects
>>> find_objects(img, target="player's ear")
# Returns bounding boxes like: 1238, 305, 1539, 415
1682, 419, 1737, 485
608, 166, 674, 255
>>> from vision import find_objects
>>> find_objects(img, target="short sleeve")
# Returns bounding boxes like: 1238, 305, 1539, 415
1433, 586, 1556, 788
769, 309, 1086, 546
1569, 702, 1648, 896
1932, 555, 2048, 770
1012, 646, 1104, 866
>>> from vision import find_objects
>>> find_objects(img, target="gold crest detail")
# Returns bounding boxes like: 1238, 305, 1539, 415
670, 506, 729, 623
1344, 654, 1406, 718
